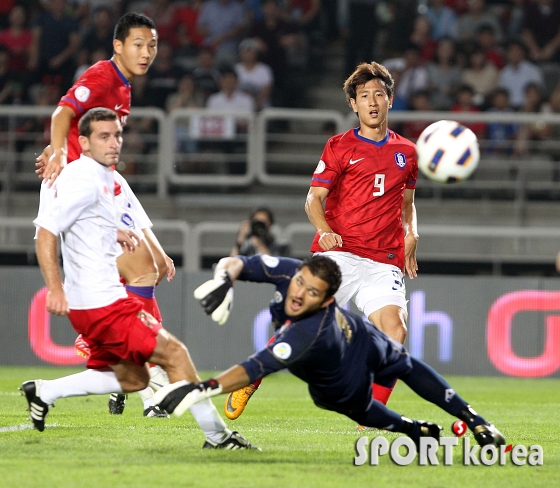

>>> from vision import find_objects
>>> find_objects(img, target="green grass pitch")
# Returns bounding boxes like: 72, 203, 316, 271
0, 366, 558, 488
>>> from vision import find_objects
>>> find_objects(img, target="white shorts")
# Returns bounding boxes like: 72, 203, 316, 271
319, 251, 407, 318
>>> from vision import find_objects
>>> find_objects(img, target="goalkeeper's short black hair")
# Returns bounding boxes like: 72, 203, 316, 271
300, 255, 342, 299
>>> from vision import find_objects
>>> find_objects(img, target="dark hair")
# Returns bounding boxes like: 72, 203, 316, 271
343, 62, 394, 105
78, 108, 118, 137
114, 12, 156, 43
299, 255, 342, 299
251, 206, 274, 225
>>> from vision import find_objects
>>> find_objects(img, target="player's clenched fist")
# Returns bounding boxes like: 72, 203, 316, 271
194, 270, 234, 325
318, 231, 343, 251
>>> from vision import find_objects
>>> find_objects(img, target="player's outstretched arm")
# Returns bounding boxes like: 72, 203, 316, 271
39, 106, 75, 187
305, 186, 343, 250
402, 189, 419, 279
36, 228, 68, 316
193, 257, 244, 324
154, 365, 250, 416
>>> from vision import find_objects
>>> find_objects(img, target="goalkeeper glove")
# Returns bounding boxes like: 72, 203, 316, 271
154, 379, 223, 417
193, 270, 234, 325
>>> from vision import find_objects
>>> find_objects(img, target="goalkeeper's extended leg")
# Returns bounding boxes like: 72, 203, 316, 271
399, 357, 505, 447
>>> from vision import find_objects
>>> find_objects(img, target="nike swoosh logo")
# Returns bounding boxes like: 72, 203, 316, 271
349, 158, 364, 165
115, 104, 123, 110
226, 394, 237, 413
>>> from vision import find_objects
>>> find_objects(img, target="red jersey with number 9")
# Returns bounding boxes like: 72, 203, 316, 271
309, 128, 417, 270
58, 60, 131, 162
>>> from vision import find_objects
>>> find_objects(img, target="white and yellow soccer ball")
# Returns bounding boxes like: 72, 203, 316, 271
416, 120, 480, 183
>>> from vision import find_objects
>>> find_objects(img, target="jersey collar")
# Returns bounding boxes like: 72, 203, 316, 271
110, 60, 131, 88
353, 128, 389, 147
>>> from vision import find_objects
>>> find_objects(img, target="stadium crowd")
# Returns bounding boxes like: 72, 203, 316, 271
1, 0, 560, 158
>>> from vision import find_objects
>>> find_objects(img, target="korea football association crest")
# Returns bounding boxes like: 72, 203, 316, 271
120, 212, 135, 229
394, 152, 407, 170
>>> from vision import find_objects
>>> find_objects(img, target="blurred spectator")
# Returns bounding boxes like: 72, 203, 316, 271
248, 0, 305, 106
402, 90, 433, 140
79, 5, 114, 60
393, 45, 429, 104
283, 0, 321, 36
476, 24, 504, 69
73, 46, 109, 81
144, 0, 179, 46
197, 0, 246, 67
174, 0, 204, 65
166, 73, 204, 111
546, 82, 560, 165
344, 0, 378, 77
206, 68, 255, 112
425, 0, 458, 40
29, 0, 80, 91
231, 207, 289, 257
0, 1, 17, 29
522, 0, 560, 63
192, 47, 221, 104
426, 37, 462, 109
234, 38, 274, 110
451, 84, 487, 138
485, 87, 518, 154
0, 47, 17, 105
505, 0, 526, 41
456, 0, 503, 44
514, 82, 552, 155
146, 39, 185, 109
382, 0, 418, 58
498, 40, 544, 109
390, 68, 408, 111
0, 4, 33, 74
409, 15, 438, 63
244, 0, 266, 25
461, 44, 499, 104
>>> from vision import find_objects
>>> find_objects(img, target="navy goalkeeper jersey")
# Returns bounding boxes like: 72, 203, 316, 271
237, 255, 411, 413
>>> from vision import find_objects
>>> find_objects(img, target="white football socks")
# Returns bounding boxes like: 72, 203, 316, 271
137, 386, 155, 409
189, 399, 230, 443
39, 369, 122, 405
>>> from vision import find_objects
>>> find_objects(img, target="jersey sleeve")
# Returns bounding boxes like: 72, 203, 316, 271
113, 171, 152, 230
239, 318, 317, 383
59, 69, 112, 116
406, 146, 418, 190
33, 169, 96, 236
237, 255, 301, 286
310, 138, 342, 190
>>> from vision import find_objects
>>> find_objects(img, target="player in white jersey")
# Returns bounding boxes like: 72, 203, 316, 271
23, 108, 258, 450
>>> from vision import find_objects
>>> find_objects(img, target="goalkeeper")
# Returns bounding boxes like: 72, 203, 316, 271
154, 254, 505, 448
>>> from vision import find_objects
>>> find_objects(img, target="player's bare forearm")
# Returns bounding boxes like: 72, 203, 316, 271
215, 364, 251, 393
42, 106, 74, 185
214, 256, 244, 282
36, 228, 68, 315
305, 187, 342, 250
402, 189, 418, 278
143, 228, 175, 282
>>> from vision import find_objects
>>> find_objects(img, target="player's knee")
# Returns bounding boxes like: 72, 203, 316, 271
119, 368, 150, 392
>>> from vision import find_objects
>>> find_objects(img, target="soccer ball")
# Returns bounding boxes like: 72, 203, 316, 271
416, 120, 480, 183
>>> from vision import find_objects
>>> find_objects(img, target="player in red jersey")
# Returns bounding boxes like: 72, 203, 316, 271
224, 62, 419, 417
306, 61, 418, 407
35, 12, 173, 416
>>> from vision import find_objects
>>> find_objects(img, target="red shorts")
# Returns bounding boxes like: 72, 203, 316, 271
68, 297, 162, 369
